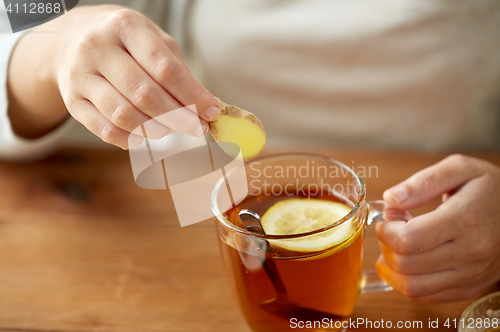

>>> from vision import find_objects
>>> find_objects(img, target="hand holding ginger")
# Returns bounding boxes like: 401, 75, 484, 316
8, 5, 219, 148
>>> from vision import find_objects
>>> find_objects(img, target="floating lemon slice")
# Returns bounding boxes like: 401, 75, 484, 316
261, 198, 357, 253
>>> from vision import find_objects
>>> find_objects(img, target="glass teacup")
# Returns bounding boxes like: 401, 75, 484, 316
212, 154, 392, 332
459, 291, 500, 332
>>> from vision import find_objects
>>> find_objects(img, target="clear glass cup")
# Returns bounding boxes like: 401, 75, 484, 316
459, 291, 500, 332
212, 154, 393, 332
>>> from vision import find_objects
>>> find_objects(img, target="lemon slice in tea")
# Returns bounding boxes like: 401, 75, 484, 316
261, 198, 357, 253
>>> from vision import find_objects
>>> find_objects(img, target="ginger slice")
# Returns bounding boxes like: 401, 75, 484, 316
209, 98, 266, 160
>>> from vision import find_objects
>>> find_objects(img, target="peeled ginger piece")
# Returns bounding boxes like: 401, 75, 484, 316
209, 98, 266, 160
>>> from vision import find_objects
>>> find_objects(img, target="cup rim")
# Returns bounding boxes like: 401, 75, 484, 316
211, 153, 367, 240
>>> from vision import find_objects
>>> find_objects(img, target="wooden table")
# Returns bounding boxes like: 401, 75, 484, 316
0, 148, 499, 332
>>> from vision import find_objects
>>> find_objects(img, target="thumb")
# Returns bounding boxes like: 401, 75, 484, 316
383, 154, 481, 209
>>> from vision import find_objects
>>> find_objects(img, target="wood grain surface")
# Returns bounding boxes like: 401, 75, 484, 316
0, 148, 499, 332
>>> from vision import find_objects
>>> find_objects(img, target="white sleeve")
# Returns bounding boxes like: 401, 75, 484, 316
0, 32, 74, 162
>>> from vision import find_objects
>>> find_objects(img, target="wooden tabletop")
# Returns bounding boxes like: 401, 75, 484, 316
1, 147, 499, 332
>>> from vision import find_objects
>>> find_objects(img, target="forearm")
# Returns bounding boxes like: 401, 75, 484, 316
7, 19, 68, 139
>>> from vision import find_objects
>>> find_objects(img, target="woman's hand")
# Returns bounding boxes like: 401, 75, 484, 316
376, 154, 500, 302
8, 5, 219, 148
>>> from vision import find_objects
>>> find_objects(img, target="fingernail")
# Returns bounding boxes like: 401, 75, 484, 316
202, 122, 209, 135
387, 186, 408, 204
194, 125, 204, 137
206, 106, 221, 121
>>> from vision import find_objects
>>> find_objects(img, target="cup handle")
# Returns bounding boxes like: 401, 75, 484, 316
359, 200, 393, 294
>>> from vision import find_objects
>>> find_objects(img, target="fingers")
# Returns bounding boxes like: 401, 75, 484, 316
383, 154, 482, 210
152, 106, 209, 137
60, 8, 216, 149
376, 155, 500, 302
383, 206, 414, 222
376, 205, 461, 254
377, 252, 491, 303
151, 24, 188, 69
379, 241, 456, 274
81, 74, 173, 139
376, 256, 457, 299
96, 48, 206, 137
114, 10, 220, 121
68, 98, 143, 149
